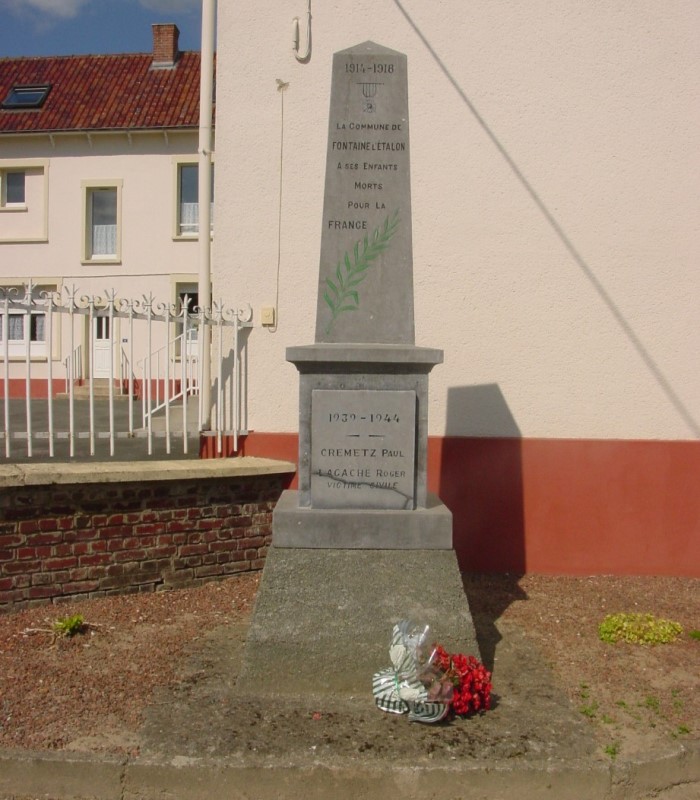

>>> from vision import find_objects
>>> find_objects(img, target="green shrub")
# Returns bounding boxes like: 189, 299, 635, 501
53, 614, 86, 638
598, 613, 682, 645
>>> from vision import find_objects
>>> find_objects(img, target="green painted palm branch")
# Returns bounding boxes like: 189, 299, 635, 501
323, 210, 400, 334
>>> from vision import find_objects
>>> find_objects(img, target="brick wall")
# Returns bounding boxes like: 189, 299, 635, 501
0, 474, 287, 611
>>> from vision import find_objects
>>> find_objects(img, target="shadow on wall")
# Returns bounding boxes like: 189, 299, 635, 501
435, 384, 525, 574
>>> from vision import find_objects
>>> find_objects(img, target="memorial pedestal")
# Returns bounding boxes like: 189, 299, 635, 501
273, 489, 452, 548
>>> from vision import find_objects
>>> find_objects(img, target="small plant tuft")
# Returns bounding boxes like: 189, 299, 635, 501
598, 613, 682, 645
52, 614, 86, 638
604, 741, 620, 760
689, 630, 700, 641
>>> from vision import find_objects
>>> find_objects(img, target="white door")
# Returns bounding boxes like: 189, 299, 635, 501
92, 316, 112, 378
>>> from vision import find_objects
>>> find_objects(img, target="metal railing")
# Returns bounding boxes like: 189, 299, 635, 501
1, 282, 253, 459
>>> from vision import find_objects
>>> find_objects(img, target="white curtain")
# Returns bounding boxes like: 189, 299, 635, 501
180, 202, 199, 234
8, 315, 24, 340
33, 314, 45, 341
92, 223, 117, 256
179, 202, 214, 234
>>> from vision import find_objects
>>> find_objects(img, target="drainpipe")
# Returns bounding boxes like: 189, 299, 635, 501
198, 0, 215, 429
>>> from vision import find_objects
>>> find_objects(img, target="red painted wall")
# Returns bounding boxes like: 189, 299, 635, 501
241, 432, 700, 577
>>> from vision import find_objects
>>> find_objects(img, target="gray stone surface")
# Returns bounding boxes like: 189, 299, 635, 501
236, 546, 478, 696
315, 42, 414, 345
288, 344, 441, 510
273, 489, 452, 548
310, 388, 416, 509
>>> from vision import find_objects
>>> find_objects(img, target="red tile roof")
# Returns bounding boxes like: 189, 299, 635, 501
0, 51, 210, 135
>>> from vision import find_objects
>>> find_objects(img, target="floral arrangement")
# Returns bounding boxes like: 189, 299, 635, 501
373, 620, 492, 723
419, 644, 492, 716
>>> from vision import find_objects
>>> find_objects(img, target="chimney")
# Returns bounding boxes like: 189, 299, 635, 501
151, 23, 180, 69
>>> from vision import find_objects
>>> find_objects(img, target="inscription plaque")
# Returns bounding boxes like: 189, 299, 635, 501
311, 389, 416, 510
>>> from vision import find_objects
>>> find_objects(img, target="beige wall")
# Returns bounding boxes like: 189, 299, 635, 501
215, 0, 699, 440
1, 132, 203, 376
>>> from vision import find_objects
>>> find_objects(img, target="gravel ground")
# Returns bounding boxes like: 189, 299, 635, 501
0, 572, 697, 765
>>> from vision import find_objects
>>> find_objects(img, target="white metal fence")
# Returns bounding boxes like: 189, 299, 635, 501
1, 282, 253, 459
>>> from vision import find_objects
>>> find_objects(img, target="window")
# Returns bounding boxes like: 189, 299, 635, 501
0, 286, 49, 359
2, 84, 51, 109
176, 162, 214, 237
82, 181, 122, 262
0, 161, 48, 241
175, 283, 199, 358
1, 171, 25, 206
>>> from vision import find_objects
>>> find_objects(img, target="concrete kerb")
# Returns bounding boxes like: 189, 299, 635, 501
0, 457, 297, 488
1, 743, 698, 800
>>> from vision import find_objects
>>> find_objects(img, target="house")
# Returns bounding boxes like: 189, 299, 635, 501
211, 1, 699, 575
0, 24, 211, 398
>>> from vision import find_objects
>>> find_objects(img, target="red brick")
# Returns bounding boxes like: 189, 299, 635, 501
0, 589, 26, 604
38, 519, 59, 532
3, 559, 40, 574
239, 537, 265, 549
18, 520, 40, 534
166, 521, 190, 534
180, 544, 208, 557
61, 581, 99, 595
0, 534, 23, 547
195, 565, 224, 578
28, 586, 58, 600
113, 549, 146, 562
27, 531, 64, 546
230, 516, 253, 528
79, 553, 111, 567
99, 525, 132, 539
43, 556, 78, 571
223, 561, 250, 574
17, 547, 37, 560
0, 577, 14, 591
135, 524, 165, 537
149, 545, 177, 558
197, 518, 224, 531
210, 540, 238, 553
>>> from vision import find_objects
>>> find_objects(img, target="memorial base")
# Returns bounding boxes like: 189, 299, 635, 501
273, 489, 452, 549
236, 546, 480, 697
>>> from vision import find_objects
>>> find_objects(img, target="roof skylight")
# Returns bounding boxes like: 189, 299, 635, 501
2, 84, 52, 109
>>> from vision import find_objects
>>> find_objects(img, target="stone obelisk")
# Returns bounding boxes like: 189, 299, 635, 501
237, 43, 478, 699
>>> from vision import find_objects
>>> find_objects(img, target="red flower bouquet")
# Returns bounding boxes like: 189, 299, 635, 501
420, 644, 492, 717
